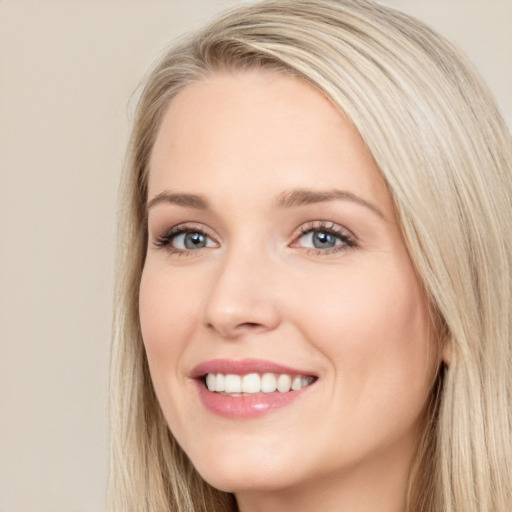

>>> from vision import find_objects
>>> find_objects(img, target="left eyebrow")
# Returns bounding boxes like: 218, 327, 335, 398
275, 188, 385, 219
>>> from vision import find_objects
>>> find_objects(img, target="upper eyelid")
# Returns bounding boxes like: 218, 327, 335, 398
293, 220, 356, 238
151, 220, 356, 247
156, 222, 214, 237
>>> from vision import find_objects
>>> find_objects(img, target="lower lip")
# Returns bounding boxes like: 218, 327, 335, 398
194, 380, 312, 419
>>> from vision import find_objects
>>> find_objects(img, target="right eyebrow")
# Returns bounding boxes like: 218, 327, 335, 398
146, 191, 210, 212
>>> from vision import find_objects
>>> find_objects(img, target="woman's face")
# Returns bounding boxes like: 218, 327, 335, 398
140, 71, 439, 506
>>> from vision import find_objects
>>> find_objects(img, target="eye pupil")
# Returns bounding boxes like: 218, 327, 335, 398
312, 231, 336, 248
184, 232, 206, 249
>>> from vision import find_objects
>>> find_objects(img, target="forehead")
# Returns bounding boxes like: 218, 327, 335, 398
149, 70, 392, 215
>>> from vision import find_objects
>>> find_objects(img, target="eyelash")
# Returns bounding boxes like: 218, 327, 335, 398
152, 221, 357, 256
293, 221, 357, 255
153, 224, 215, 256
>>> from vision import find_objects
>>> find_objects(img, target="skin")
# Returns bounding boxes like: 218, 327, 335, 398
140, 70, 440, 512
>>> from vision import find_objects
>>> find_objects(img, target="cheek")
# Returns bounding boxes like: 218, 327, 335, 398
138, 262, 200, 382
138, 261, 209, 445
288, 260, 435, 419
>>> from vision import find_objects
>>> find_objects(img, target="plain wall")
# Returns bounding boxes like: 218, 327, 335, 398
0, 1, 510, 511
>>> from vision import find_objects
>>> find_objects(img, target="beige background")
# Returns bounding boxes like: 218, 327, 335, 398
0, 1, 510, 511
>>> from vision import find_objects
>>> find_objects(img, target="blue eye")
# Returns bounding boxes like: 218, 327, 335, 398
299, 230, 344, 249
294, 223, 356, 253
172, 231, 212, 249
305, 230, 340, 249
154, 226, 217, 253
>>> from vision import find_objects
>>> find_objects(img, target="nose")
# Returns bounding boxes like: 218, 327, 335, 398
202, 248, 281, 339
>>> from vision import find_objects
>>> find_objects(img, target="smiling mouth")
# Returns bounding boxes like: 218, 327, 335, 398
192, 360, 318, 418
203, 372, 317, 395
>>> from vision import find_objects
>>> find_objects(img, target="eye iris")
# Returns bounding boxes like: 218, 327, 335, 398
312, 231, 336, 248
184, 232, 206, 249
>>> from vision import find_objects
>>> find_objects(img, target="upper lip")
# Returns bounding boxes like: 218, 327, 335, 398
190, 358, 317, 379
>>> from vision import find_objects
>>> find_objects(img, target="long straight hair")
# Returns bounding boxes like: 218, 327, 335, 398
109, 1, 512, 510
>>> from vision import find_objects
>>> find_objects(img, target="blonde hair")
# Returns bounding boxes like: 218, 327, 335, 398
109, 1, 512, 511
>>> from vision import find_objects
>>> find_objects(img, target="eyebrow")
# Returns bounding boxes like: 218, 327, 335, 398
146, 188, 385, 219
146, 192, 209, 212
276, 188, 385, 219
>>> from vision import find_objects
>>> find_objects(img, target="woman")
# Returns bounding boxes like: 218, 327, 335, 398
109, 1, 512, 511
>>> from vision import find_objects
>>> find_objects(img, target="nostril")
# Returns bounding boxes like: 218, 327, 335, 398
206, 321, 265, 334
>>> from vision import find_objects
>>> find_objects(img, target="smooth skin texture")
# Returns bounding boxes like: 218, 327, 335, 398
140, 71, 440, 512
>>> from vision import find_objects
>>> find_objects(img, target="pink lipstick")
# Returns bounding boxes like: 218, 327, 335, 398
190, 358, 317, 419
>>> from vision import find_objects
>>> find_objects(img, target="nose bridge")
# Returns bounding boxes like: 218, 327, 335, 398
203, 236, 280, 338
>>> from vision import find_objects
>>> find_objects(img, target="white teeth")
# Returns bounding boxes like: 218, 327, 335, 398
204, 372, 315, 394
242, 373, 260, 393
206, 373, 216, 391
291, 375, 302, 391
277, 374, 292, 393
261, 373, 277, 393
214, 373, 225, 392
224, 374, 242, 393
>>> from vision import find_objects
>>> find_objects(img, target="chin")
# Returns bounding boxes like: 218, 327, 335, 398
201, 472, 294, 495
191, 451, 299, 494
